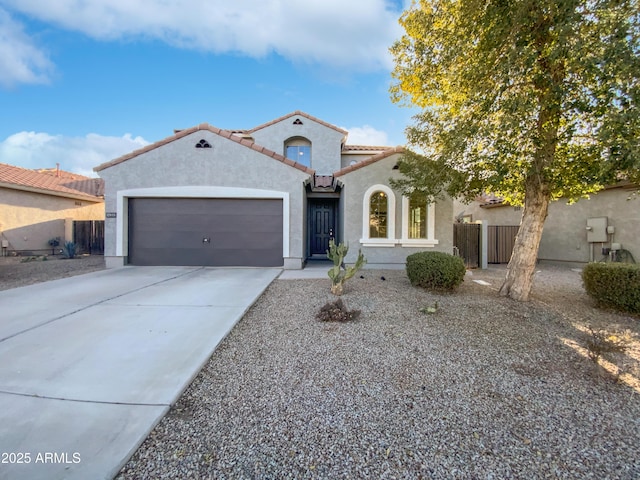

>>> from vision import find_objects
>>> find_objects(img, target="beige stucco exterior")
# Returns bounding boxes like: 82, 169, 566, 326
96, 112, 455, 269
455, 185, 639, 264
98, 130, 310, 268
338, 154, 454, 266
0, 187, 104, 254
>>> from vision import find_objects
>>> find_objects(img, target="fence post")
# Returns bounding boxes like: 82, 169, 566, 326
480, 220, 488, 269
64, 218, 73, 246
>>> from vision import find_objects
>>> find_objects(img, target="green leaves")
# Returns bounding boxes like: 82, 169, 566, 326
390, 0, 640, 202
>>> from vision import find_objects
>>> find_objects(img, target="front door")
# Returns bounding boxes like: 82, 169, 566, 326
309, 200, 336, 256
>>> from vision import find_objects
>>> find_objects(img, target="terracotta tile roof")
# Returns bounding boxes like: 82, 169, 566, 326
0, 163, 104, 200
334, 146, 404, 177
94, 123, 315, 175
342, 145, 394, 152
249, 111, 348, 136
477, 192, 506, 207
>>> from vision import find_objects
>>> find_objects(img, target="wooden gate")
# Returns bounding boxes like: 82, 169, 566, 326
487, 225, 519, 264
73, 220, 104, 254
453, 223, 480, 268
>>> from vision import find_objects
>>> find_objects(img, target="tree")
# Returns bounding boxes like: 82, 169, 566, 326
390, 0, 640, 301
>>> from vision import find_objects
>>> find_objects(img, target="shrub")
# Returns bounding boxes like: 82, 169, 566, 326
582, 262, 640, 315
316, 299, 361, 322
62, 241, 77, 259
406, 251, 466, 291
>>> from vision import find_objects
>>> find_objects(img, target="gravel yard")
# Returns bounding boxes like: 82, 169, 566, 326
114, 265, 640, 479
0, 255, 106, 291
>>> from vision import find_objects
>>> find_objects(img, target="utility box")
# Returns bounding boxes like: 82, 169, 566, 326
587, 217, 608, 243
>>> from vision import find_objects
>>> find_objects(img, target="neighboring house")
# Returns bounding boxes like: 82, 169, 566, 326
94, 111, 453, 269
0, 163, 105, 255
454, 182, 639, 265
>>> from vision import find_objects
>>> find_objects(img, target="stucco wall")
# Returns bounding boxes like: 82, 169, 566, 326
454, 187, 639, 264
98, 130, 310, 266
251, 117, 344, 175
0, 187, 104, 253
338, 155, 454, 266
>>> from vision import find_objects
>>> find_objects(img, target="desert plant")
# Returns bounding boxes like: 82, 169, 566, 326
48, 237, 60, 255
62, 241, 77, 259
582, 262, 640, 315
406, 251, 466, 290
420, 302, 439, 314
316, 299, 361, 322
327, 240, 366, 296
585, 326, 630, 364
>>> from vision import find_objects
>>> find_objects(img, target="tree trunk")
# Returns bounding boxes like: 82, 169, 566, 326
499, 179, 550, 301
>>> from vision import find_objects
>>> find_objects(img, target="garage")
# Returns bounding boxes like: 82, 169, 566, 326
127, 198, 283, 267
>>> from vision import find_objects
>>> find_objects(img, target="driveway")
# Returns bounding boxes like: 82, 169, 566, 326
0, 266, 280, 480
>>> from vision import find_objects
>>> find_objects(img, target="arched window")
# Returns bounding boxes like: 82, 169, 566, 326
361, 185, 396, 246
369, 191, 388, 238
284, 137, 311, 167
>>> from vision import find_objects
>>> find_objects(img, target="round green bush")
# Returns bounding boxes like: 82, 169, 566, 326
582, 262, 640, 315
406, 251, 466, 290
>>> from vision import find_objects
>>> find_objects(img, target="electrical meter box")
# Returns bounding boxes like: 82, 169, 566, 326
587, 217, 608, 243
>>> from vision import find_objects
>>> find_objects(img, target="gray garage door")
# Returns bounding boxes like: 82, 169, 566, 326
128, 198, 283, 267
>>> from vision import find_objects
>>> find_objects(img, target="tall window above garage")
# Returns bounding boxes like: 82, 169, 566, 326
369, 191, 388, 238
285, 137, 311, 167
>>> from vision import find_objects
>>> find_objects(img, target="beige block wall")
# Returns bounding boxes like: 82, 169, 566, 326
454, 187, 639, 264
0, 188, 104, 253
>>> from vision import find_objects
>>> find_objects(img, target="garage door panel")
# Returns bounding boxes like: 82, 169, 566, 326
128, 198, 283, 267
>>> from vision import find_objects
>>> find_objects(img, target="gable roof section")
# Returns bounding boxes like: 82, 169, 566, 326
0, 163, 104, 201
334, 146, 404, 177
94, 123, 314, 175
249, 111, 348, 136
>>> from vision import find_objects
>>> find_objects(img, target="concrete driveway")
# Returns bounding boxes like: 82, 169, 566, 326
0, 266, 280, 480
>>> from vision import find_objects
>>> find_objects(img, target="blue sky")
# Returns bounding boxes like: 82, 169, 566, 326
0, 0, 415, 177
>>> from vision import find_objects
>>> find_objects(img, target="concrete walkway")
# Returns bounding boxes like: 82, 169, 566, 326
0, 266, 280, 480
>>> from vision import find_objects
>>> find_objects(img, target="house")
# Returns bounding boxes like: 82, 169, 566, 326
455, 182, 639, 265
0, 163, 105, 255
94, 111, 453, 269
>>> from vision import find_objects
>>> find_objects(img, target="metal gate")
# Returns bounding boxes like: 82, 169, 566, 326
73, 220, 104, 254
453, 223, 480, 268
487, 225, 519, 264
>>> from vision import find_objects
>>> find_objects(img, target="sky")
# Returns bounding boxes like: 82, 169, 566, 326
0, 0, 417, 177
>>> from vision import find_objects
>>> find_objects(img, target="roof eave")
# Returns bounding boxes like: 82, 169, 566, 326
0, 182, 104, 203
334, 146, 405, 177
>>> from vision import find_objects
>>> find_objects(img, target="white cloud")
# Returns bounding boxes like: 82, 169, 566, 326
344, 125, 390, 146
2, 0, 403, 72
0, 8, 54, 88
0, 132, 149, 177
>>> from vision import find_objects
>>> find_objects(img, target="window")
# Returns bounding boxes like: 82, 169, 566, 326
408, 192, 427, 239
369, 191, 388, 238
284, 137, 311, 167
286, 145, 311, 167
361, 185, 396, 246
401, 193, 438, 247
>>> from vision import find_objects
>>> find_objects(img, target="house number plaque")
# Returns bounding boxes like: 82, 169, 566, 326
106, 212, 117, 218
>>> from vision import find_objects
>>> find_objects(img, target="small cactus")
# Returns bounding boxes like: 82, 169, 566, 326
327, 239, 366, 295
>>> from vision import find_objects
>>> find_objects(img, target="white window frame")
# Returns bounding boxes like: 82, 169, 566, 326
401, 195, 438, 247
360, 184, 397, 247
284, 137, 311, 167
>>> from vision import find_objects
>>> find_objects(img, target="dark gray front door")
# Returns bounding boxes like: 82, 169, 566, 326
128, 198, 283, 267
309, 200, 336, 255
